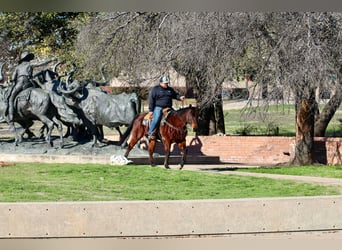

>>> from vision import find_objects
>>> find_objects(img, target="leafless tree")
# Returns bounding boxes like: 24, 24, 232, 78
76, 12, 342, 165
242, 13, 342, 165
75, 12, 254, 135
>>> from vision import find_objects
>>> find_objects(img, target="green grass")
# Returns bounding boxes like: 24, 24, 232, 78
224, 103, 342, 136
239, 165, 342, 179
0, 163, 339, 202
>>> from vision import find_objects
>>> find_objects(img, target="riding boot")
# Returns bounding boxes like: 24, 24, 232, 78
147, 130, 157, 141
8, 102, 14, 121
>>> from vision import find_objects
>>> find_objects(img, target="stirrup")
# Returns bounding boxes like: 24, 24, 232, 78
147, 134, 156, 141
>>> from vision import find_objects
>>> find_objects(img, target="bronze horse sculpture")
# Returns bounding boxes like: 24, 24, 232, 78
123, 105, 198, 169
0, 62, 79, 147
0, 86, 64, 147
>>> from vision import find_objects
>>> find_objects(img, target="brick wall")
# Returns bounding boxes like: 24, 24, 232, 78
152, 136, 342, 166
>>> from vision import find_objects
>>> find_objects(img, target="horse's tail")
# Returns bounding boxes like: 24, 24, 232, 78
119, 114, 137, 148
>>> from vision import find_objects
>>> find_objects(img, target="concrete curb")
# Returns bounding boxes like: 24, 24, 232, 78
0, 153, 220, 165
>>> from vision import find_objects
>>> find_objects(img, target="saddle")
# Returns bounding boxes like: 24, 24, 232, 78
142, 113, 152, 126
4, 87, 32, 116
160, 108, 173, 126
142, 108, 173, 127
142, 108, 174, 141
16, 88, 32, 102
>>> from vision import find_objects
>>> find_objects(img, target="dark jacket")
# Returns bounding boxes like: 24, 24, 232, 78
148, 84, 181, 112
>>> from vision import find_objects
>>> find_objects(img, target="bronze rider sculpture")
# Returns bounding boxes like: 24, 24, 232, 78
6, 51, 56, 130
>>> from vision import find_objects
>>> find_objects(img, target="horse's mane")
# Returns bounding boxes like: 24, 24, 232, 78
164, 106, 197, 126
176, 105, 194, 111
174, 106, 196, 116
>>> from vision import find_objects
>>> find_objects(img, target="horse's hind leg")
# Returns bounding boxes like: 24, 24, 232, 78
124, 134, 143, 157
25, 128, 36, 139
38, 116, 54, 147
177, 141, 187, 170
52, 117, 64, 148
39, 124, 46, 139
124, 126, 145, 158
22, 120, 36, 139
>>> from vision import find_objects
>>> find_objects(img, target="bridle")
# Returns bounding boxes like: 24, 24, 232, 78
161, 109, 194, 132
161, 119, 188, 133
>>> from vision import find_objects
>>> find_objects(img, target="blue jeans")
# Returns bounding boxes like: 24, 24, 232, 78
148, 106, 163, 135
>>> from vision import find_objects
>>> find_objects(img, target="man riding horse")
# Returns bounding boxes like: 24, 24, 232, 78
146, 76, 185, 141
6, 51, 56, 131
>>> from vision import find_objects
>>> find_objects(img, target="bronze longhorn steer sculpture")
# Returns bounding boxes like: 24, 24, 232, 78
57, 79, 141, 147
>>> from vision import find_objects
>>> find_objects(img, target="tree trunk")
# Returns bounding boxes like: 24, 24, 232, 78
291, 98, 315, 165
214, 97, 225, 134
261, 81, 268, 99
314, 84, 342, 136
182, 70, 226, 136
196, 104, 211, 135
209, 105, 216, 135
196, 101, 225, 135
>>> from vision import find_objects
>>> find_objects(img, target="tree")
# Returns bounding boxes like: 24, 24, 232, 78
241, 13, 342, 165
76, 12, 256, 135
73, 12, 342, 165
0, 12, 92, 64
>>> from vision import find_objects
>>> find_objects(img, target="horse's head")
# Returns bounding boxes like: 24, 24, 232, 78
185, 104, 198, 131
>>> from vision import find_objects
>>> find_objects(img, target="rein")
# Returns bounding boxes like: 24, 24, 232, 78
161, 110, 189, 132
162, 119, 187, 132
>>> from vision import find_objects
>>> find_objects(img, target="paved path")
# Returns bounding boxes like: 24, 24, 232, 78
165, 163, 342, 239
168, 164, 342, 187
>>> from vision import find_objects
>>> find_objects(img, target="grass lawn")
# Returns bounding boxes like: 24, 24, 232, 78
239, 165, 342, 179
0, 163, 339, 202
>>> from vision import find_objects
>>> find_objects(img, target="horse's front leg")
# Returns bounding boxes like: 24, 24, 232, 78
148, 140, 157, 166
163, 140, 171, 169
8, 123, 20, 146
15, 127, 24, 146
178, 141, 187, 170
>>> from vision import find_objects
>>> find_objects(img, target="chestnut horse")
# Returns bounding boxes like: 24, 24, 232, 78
123, 105, 198, 169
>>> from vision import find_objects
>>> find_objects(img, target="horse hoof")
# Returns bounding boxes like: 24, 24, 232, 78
164, 165, 170, 169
